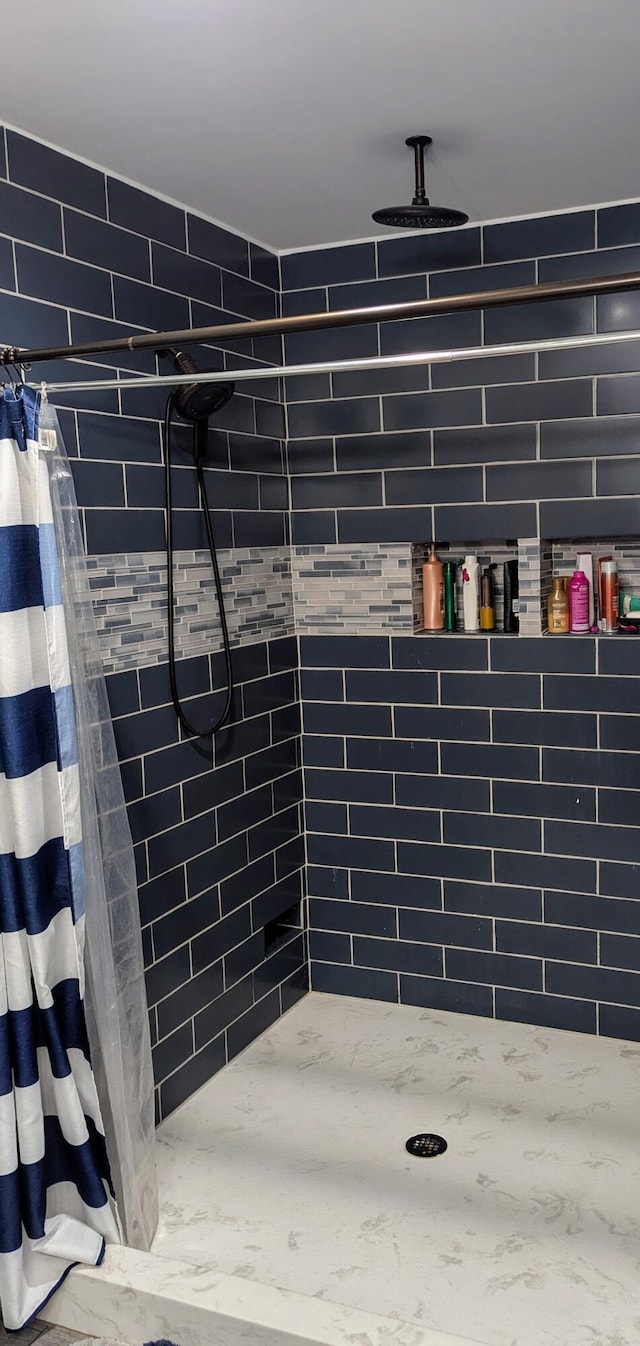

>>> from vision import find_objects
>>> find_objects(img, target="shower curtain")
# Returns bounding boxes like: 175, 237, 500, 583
0, 386, 157, 1330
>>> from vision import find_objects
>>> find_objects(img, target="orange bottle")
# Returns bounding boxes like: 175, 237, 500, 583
423, 544, 444, 630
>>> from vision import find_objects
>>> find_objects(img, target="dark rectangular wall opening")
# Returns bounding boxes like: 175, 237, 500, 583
265, 902, 303, 956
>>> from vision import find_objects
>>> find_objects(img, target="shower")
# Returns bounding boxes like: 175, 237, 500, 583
163, 348, 235, 737
372, 134, 469, 228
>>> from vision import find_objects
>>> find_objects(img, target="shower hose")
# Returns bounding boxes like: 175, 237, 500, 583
163, 390, 233, 738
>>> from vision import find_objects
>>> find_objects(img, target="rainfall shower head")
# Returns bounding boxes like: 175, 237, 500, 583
168, 347, 235, 421
372, 136, 468, 229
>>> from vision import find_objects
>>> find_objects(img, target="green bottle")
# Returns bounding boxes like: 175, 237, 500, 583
443, 561, 457, 631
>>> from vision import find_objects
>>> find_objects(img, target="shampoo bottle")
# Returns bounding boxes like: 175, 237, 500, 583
462, 555, 480, 632
547, 576, 569, 633
422, 544, 444, 630
597, 555, 613, 630
443, 560, 457, 631
480, 563, 497, 630
503, 559, 520, 633
576, 551, 595, 628
601, 559, 619, 634
569, 570, 590, 634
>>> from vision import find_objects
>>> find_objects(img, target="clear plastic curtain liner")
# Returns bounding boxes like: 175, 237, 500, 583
1, 386, 118, 1331
39, 397, 158, 1251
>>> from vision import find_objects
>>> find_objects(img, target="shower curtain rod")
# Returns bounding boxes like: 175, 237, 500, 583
3, 269, 640, 367
38, 329, 640, 394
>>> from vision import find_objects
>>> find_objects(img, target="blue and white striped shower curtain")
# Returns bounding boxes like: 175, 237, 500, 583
0, 386, 121, 1328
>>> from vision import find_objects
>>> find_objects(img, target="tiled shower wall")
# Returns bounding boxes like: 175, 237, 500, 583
6, 115, 640, 1107
283, 207, 640, 1041
0, 123, 305, 1118
87, 547, 294, 674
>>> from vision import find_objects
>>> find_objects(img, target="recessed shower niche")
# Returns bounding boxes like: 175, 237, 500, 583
412, 540, 520, 634
412, 536, 640, 637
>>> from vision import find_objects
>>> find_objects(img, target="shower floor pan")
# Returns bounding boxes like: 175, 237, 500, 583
45, 992, 640, 1346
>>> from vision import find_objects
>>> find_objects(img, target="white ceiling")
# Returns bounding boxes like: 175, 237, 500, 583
7, 0, 640, 251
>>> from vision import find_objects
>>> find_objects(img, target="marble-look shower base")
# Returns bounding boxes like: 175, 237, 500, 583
45, 993, 640, 1346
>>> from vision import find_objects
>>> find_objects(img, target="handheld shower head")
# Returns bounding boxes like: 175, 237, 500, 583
168, 347, 235, 421
162, 348, 236, 740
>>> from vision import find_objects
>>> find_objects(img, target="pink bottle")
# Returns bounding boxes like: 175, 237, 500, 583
569, 570, 590, 634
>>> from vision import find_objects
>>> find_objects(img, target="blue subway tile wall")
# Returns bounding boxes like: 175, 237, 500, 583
0, 124, 304, 1120
109, 636, 305, 1119
286, 207, 640, 1042
282, 205, 639, 547
7, 130, 107, 216
7, 116, 640, 1076
301, 634, 640, 1036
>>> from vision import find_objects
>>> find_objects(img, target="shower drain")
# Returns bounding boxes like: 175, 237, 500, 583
405, 1133, 447, 1158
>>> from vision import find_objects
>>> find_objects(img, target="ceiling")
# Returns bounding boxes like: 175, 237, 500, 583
7, 0, 640, 251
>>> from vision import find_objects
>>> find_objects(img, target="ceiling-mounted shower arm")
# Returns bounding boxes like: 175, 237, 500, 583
407, 134, 431, 206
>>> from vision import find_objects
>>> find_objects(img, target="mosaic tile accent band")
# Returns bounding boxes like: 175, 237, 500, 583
518, 538, 553, 637
292, 544, 414, 634
87, 547, 294, 673
89, 536, 640, 672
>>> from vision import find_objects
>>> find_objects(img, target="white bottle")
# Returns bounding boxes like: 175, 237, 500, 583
462, 554, 480, 632
577, 551, 594, 629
